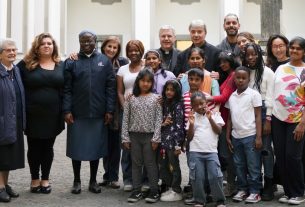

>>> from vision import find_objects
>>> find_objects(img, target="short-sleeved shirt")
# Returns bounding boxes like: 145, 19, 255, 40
117, 64, 140, 97
187, 112, 224, 153
225, 87, 262, 138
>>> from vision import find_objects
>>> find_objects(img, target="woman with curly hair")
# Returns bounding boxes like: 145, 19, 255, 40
17, 33, 65, 194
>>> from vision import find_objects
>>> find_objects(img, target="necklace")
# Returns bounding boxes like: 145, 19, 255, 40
7, 69, 14, 81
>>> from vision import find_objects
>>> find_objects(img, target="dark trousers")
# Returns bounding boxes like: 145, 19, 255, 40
130, 132, 158, 192
27, 137, 56, 180
159, 149, 182, 193
272, 116, 305, 197
102, 129, 121, 182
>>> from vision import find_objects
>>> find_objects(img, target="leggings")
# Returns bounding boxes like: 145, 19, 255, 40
27, 137, 56, 180
72, 159, 99, 184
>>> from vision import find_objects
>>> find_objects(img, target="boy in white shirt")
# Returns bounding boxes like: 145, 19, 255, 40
225, 66, 262, 203
186, 91, 226, 207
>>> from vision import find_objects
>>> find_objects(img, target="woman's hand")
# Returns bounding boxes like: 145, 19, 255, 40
210, 71, 219, 80
177, 73, 185, 80
64, 113, 74, 124
69, 52, 79, 61
104, 113, 113, 125
226, 137, 234, 153
294, 122, 305, 141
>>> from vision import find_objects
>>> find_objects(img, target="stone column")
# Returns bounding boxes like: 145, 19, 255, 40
261, 0, 281, 39
0, 0, 7, 38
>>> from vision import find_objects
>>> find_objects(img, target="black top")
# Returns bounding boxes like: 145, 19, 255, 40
271, 58, 290, 72
18, 60, 65, 139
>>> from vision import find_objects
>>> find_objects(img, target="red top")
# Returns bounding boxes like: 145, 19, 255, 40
212, 72, 236, 126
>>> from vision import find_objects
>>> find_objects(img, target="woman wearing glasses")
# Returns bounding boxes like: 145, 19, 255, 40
0, 38, 25, 202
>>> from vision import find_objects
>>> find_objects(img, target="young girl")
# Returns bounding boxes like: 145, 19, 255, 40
179, 47, 220, 96
242, 43, 275, 201
121, 68, 162, 203
159, 80, 185, 202
144, 50, 175, 95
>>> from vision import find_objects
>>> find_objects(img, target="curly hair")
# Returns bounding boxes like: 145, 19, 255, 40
23, 33, 60, 70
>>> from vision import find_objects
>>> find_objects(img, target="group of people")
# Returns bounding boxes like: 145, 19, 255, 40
1, 13, 305, 207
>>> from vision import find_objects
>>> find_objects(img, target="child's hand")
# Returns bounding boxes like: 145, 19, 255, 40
125, 93, 133, 101
188, 110, 195, 125
174, 149, 181, 156
226, 137, 234, 153
162, 115, 173, 126
254, 136, 262, 150
157, 96, 163, 105
206, 109, 212, 120
123, 142, 131, 150
151, 142, 159, 151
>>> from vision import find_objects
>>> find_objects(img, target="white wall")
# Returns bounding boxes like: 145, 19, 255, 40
239, 0, 261, 35
153, 0, 221, 49
66, 0, 131, 55
282, 0, 305, 40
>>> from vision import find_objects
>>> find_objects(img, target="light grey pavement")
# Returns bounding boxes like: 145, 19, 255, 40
3, 130, 291, 207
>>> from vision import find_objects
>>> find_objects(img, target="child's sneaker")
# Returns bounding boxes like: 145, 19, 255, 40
145, 190, 160, 203
161, 188, 172, 197
288, 196, 305, 205
278, 195, 289, 203
127, 190, 142, 203
245, 193, 261, 203
160, 190, 182, 201
232, 190, 247, 202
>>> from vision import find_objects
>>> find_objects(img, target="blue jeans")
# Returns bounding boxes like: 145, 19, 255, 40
232, 135, 262, 194
121, 148, 132, 185
189, 152, 225, 204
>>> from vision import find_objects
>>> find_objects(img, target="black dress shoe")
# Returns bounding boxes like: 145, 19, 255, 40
41, 185, 52, 194
71, 182, 81, 194
5, 185, 19, 198
98, 180, 109, 187
0, 188, 10, 202
88, 182, 101, 193
30, 185, 41, 193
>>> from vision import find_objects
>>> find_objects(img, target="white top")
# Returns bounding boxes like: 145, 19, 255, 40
272, 63, 305, 123
249, 66, 274, 116
187, 112, 224, 153
225, 87, 262, 138
117, 64, 140, 97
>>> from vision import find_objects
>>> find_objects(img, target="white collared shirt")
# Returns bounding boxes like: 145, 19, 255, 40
225, 87, 262, 138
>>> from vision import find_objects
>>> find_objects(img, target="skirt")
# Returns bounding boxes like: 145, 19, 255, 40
66, 118, 108, 161
0, 120, 25, 171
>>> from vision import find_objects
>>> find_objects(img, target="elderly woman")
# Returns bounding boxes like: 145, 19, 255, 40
63, 30, 116, 194
17, 33, 65, 194
272, 37, 305, 205
0, 39, 25, 202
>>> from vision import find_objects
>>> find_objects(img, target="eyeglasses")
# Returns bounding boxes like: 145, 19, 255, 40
272, 44, 286, 50
2, 48, 18, 53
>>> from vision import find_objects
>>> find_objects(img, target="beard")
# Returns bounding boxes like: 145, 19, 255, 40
226, 29, 238, 36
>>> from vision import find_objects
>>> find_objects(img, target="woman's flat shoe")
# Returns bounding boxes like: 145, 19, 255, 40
71, 182, 81, 194
0, 188, 10, 202
88, 182, 101, 193
30, 186, 41, 193
40, 185, 52, 194
5, 185, 19, 198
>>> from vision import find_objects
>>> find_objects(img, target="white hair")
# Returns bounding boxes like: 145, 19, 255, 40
0, 38, 16, 53
159, 25, 176, 36
188, 19, 207, 33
